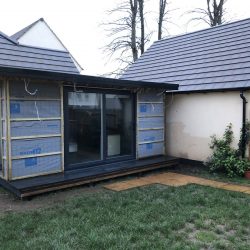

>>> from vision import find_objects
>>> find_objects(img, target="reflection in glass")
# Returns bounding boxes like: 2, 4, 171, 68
68, 92, 102, 164
105, 94, 133, 157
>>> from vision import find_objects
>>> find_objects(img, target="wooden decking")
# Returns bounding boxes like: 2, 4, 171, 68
0, 156, 179, 198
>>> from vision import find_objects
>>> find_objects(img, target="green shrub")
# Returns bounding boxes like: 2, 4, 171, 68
206, 124, 249, 177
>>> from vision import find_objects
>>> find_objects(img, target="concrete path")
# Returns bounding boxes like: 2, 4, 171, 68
104, 172, 250, 195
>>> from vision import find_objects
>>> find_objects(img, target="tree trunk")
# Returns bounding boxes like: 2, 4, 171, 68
158, 0, 167, 40
138, 0, 145, 54
207, 0, 225, 27
130, 0, 138, 61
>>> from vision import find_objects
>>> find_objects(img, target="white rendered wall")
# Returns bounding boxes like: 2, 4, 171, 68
18, 21, 66, 51
165, 91, 250, 162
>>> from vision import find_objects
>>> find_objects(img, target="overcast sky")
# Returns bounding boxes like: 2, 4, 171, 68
0, 0, 249, 76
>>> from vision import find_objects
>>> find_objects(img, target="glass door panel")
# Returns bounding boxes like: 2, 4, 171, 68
68, 92, 102, 164
105, 94, 133, 157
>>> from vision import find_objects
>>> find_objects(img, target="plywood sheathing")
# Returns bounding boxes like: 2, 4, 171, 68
104, 172, 250, 194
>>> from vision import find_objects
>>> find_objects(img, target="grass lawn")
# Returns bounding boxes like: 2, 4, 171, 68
0, 184, 249, 250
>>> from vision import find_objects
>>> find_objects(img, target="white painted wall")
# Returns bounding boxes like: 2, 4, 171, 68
18, 20, 66, 51
165, 91, 250, 162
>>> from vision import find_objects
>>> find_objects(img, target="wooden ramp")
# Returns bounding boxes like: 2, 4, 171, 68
0, 156, 179, 198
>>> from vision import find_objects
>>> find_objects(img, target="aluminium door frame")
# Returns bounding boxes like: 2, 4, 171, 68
63, 86, 136, 170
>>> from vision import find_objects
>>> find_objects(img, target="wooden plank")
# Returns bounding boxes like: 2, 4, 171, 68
11, 170, 62, 181
138, 140, 164, 145
11, 151, 62, 160
138, 101, 163, 104
10, 117, 61, 121
10, 97, 61, 101
1, 81, 7, 179
138, 115, 164, 118
11, 134, 61, 140
60, 84, 64, 172
6, 80, 11, 180
136, 92, 139, 159
20, 158, 179, 198
138, 127, 164, 131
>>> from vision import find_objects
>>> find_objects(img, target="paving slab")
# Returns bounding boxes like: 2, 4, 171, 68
104, 172, 250, 194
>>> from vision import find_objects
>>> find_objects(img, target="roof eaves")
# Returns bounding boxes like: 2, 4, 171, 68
0, 65, 179, 90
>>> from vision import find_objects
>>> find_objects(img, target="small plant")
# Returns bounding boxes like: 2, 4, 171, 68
206, 124, 249, 177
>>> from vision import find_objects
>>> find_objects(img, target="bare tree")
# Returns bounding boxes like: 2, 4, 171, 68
102, 0, 152, 77
130, 0, 139, 61
158, 0, 168, 40
188, 0, 227, 27
138, 0, 145, 54
101, 1, 140, 76
207, 0, 226, 26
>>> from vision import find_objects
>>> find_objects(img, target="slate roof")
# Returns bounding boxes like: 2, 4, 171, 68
0, 31, 79, 74
121, 18, 250, 92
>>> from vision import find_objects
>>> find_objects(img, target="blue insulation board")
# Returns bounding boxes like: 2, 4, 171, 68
10, 120, 61, 137
137, 92, 165, 158
138, 117, 164, 129
2, 121, 6, 137
3, 160, 7, 176
12, 154, 61, 178
10, 100, 60, 118
138, 103, 163, 116
1, 100, 5, 117
138, 129, 164, 142
138, 142, 164, 158
11, 137, 61, 157
3, 140, 6, 157
9, 81, 60, 99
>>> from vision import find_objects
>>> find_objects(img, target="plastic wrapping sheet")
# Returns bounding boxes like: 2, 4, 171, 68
10, 120, 61, 137
9, 80, 60, 99
12, 154, 61, 178
138, 103, 163, 116
138, 129, 164, 143
138, 142, 164, 158
138, 91, 163, 102
10, 100, 61, 118
11, 137, 61, 157
138, 117, 164, 129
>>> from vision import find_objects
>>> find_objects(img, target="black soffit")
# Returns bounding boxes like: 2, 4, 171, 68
0, 66, 179, 90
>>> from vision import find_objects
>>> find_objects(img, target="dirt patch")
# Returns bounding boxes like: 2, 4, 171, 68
0, 185, 102, 215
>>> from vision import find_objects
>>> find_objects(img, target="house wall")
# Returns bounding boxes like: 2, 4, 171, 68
5, 79, 64, 180
18, 21, 66, 51
165, 91, 250, 162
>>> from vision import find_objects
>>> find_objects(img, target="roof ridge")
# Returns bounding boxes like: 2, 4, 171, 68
155, 17, 250, 45
11, 18, 43, 41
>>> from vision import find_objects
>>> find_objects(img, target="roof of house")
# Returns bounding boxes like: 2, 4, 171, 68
121, 18, 250, 92
0, 31, 79, 74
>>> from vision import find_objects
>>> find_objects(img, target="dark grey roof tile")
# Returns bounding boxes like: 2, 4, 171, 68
0, 33, 79, 74
121, 18, 250, 92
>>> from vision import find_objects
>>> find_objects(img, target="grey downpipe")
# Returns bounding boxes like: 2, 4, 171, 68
240, 91, 247, 158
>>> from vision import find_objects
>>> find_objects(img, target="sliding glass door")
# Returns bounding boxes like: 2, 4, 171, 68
105, 94, 133, 158
67, 92, 103, 165
65, 89, 135, 169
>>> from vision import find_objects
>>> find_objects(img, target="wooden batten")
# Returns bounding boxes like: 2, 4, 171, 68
60, 83, 64, 172
6, 80, 11, 180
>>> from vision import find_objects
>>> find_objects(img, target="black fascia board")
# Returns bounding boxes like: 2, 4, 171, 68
0, 66, 179, 90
